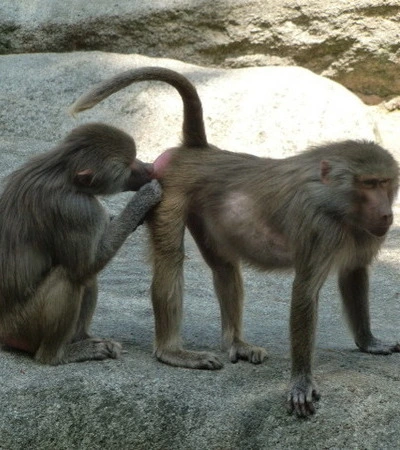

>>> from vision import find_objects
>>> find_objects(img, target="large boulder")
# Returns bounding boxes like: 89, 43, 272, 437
1, 52, 376, 160
1, 0, 399, 102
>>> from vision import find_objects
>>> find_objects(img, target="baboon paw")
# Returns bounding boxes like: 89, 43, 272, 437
287, 375, 320, 418
89, 338, 122, 360
156, 348, 223, 370
137, 179, 163, 205
358, 338, 400, 355
228, 341, 268, 364
60, 338, 123, 364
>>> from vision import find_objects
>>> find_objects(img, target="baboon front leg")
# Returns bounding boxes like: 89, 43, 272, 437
339, 267, 400, 354
149, 205, 223, 370
287, 272, 321, 417
187, 214, 267, 365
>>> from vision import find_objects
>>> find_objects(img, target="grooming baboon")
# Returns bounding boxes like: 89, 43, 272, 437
0, 123, 162, 365
71, 68, 399, 417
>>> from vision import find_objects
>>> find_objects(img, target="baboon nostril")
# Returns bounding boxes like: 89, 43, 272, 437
383, 214, 393, 225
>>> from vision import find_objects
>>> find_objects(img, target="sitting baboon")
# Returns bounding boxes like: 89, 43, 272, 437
0, 123, 162, 365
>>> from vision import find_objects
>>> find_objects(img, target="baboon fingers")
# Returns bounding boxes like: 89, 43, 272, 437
287, 377, 320, 418
135, 179, 163, 206
287, 394, 316, 418
287, 394, 315, 418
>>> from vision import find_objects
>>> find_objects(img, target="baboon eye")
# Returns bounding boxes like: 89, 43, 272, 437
379, 179, 390, 188
361, 179, 378, 189
361, 178, 391, 189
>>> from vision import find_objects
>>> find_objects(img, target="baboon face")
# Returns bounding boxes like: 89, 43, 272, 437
319, 153, 398, 238
68, 123, 154, 195
123, 159, 154, 191
351, 176, 395, 237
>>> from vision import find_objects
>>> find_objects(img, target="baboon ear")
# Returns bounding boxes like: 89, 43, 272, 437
320, 160, 331, 184
74, 169, 94, 186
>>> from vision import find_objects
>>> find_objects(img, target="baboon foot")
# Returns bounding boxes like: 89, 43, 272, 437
155, 348, 223, 370
64, 338, 123, 363
34, 337, 122, 365
228, 340, 268, 364
357, 337, 400, 355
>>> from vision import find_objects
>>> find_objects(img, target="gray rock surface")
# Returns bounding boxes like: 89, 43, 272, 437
1, 0, 400, 102
1, 53, 400, 449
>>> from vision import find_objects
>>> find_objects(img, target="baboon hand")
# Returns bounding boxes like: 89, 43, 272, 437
134, 179, 163, 208
287, 375, 320, 418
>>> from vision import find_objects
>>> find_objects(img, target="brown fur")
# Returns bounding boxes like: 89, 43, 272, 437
71, 68, 399, 417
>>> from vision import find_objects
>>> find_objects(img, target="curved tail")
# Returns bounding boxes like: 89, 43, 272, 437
70, 67, 208, 148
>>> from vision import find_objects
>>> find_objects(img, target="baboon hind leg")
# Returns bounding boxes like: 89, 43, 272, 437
33, 269, 121, 365
187, 214, 267, 365
67, 277, 122, 362
149, 199, 223, 370
72, 277, 98, 342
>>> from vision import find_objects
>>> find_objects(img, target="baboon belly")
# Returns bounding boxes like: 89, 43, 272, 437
213, 192, 293, 268
229, 223, 293, 268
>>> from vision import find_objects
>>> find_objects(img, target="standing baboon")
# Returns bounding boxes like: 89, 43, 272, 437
71, 68, 399, 417
0, 123, 162, 365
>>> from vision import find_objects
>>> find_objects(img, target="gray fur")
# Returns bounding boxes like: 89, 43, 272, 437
0, 123, 162, 365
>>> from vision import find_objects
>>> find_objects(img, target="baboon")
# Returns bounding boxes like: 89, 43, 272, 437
71, 68, 399, 417
0, 123, 162, 365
